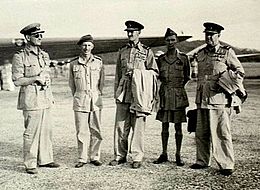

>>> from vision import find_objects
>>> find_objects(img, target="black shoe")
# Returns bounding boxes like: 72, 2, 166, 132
153, 154, 168, 164
26, 168, 38, 174
39, 162, 60, 168
75, 162, 86, 168
176, 154, 185, 166
190, 163, 208, 169
132, 161, 142, 169
219, 169, 233, 176
90, 160, 102, 166
109, 158, 127, 166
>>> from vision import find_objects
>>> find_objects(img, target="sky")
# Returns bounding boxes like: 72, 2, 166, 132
0, 0, 259, 49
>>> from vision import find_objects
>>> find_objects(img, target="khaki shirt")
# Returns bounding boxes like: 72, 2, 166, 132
195, 44, 245, 109
157, 49, 190, 110
114, 42, 158, 103
12, 45, 54, 110
69, 54, 104, 112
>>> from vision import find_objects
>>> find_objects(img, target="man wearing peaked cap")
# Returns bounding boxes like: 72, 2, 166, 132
153, 28, 190, 166
203, 22, 224, 34
124, 20, 144, 31
12, 23, 59, 174
20, 23, 45, 35
69, 34, 105, 168
190, 22, 246, 176
109, 20, 158, 169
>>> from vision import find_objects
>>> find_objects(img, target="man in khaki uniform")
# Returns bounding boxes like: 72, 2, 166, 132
69, 35, 104, 168
190, 22, 245, 176
153, 28, 190, 166
12, 23, 59, 174
109, 20, 158, 169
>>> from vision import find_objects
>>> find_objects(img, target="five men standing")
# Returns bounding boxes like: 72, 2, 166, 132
12, 23, 59, 174
11, 21, 244, 176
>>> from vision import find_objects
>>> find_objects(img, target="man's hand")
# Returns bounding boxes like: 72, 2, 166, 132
36, 71, 51, 86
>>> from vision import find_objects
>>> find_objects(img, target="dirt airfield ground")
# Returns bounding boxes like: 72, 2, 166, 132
0, 63, 259, 190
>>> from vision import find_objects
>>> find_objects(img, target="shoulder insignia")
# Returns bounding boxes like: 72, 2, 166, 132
222, 45, 231, 50
69, 57, 78, 63
94, 55, 102, 61
141, 44, 150, 50
179, 52, 188, 57
15, 49, 24, 54
119, 45, 128, 51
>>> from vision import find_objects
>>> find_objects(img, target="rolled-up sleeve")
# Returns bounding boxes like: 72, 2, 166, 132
12, 53, 24, 82
227, 48, 245, 75
69, 62, 76, 95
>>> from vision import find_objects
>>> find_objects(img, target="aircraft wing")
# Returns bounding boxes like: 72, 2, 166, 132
0, 35, 192, 65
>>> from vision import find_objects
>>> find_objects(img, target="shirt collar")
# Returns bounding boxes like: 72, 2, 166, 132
25, 44, 40, 55
78, 54, 94, 65
206, 44, 220, 53
127, 41, 142, 50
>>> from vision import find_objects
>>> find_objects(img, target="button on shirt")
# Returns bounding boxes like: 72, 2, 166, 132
195, 44, 244, 109
69, 54, 105, 112
114, 42, 158, 103
12, 45, 54, 110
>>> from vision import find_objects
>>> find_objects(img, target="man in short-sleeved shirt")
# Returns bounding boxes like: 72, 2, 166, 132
12, 23, 59, 174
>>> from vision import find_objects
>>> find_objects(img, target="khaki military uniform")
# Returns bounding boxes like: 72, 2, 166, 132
194, 44, 245, 169
113, 42, 158, 162
69, 55, 104, 163
12, 45, 55, 169
156, 49, 190, 123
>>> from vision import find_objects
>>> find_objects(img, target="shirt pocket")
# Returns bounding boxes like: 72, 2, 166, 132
175, 88, 189, 108
24, 62, 39, 77
73, 65, 82, 79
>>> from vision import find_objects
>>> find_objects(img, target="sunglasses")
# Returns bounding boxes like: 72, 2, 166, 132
31, 33, 43, 38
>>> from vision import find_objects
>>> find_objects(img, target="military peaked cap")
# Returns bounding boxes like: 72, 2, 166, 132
20, 23, 45, 35
203, 22, 224, 34
164, 28, 177, 38
77, 34, 94, 45
124, 20, 144, 31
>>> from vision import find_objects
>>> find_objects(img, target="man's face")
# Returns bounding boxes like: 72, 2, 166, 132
165, 35, 178, 50
127, 30, 140, 42
205, 32, 220, 47
27, 33, 43, 46
80, 41, 94, 56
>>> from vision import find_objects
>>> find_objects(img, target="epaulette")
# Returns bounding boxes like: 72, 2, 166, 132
179, 51, 188, 57
141, 44, 150, 50
94, 55, 102, 61
68, 57, 78, 63
15, 49, 24, 54
221, 45, 231, 50
119, 45, 128, 51
158, 53, 166, 59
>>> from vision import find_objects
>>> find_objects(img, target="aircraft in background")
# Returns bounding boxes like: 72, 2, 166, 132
0, 35, 192, 66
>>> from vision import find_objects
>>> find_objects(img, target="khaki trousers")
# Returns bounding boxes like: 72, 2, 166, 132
114, 103, 146, 162
74, 111, 102, 163
23, 109, 54, 169
195, 108, 235, 169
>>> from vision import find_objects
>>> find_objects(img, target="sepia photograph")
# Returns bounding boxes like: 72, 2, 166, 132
0, 0, 259, 189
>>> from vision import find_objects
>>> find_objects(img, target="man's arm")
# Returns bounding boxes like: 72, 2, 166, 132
68, 62, 76, 95
145, 49, 159, 74
227, 48, 245, 77
114, 51, 122, 99
98, 63, 105, 95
